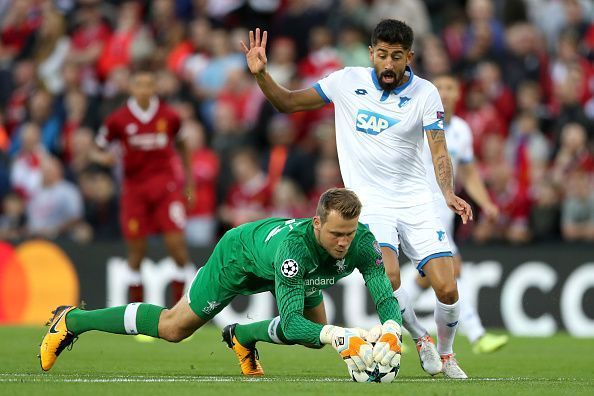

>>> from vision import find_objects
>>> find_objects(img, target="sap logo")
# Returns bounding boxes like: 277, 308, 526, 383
355, 89, 368, 95
437, 230, 446, 241
355, 110, 399, 135
398, 96, 411, 108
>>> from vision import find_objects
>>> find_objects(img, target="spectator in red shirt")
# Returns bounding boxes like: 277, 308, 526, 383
458, 80, 506, 158
298, 26, 342, 87
96, 1, 155, 81
9, 122, 46, 200
67, 0, 112, 95
92, 65, 195, 303
475, 60, 516, 128
551, 123, 594, 187
0, 0, 41, 60
269, 178, 309, 219
473, 162, 532, 244
4, 60, 36, 135
183, 119, 219, 247
219, 147, 271, 229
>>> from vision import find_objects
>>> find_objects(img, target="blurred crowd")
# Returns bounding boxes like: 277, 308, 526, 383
1, 0, 594, 246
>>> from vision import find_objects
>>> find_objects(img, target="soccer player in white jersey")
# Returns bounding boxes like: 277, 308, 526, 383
403, 73, 509, 354
242, 19, 472, 379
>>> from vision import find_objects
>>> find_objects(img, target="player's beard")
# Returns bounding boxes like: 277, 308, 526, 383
378, 68, 406, 91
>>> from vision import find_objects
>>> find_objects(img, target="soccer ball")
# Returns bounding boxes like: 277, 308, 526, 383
350, 362, 400, 383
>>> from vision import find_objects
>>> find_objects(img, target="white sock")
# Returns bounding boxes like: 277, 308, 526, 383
184, 262, 197, 280
434, 299, 460, 355
172, 263, 197, 283
124, 265, 142, 286
457, 277, 485, 343
394, 287, 427, 339
172, 264, 187, 282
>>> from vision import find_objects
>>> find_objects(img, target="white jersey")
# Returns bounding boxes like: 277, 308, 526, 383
422, 115, 474, 199
315, 66, 445, 209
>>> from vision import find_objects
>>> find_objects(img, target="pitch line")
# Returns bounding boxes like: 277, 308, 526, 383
0, 374, 587, 383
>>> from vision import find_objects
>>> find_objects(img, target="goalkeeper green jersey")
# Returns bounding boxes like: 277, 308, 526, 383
214, 217, 401, 346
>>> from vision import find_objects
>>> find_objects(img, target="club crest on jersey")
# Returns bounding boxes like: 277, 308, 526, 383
437, 230, 446, 241
335, 258, 346, 273
281, 259, 299, 277
373, 240, 382, 256
156, 118, 168, 133
125, 123, 138, 135
202, 300, 220, 315
355, 110, 399, 135
398, 96, 411, 108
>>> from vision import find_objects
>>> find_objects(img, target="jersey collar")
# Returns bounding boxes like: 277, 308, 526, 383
127, 96, 159, 124
371, 65, 414, 100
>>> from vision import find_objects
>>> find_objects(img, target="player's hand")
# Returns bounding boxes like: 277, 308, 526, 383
184, 183, 196, 209
372, 320, 402, 367
320, 325, 373, 372
445, 193, 473, 224
240, 28, 268, 76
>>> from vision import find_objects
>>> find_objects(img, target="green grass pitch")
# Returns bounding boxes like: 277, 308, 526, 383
1, 325, 593, 395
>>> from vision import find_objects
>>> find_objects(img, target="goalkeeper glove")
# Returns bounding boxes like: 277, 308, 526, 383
320, 325, 373, 372
371, 320, 402, 367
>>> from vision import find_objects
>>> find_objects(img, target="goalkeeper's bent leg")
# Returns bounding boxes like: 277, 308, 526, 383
66, 303, 164, 338
235, 316, 295, 347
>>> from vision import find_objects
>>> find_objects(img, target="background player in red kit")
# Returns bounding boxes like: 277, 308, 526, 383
93, 66, 195, 304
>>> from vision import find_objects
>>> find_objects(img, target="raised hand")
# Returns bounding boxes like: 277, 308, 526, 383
240, 28, 268, 76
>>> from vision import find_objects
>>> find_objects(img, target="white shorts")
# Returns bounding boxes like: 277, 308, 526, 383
434, 195, 458, 255
360, 200, 452, 276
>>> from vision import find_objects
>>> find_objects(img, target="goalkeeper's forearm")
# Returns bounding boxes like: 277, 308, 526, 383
279, 311, 325, 347
366, 275, 403, 325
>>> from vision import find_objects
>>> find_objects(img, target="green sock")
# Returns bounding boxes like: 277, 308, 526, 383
65, 303, 165, 338
234, 316, 293, 347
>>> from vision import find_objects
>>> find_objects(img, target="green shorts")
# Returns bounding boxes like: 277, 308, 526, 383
187, 230, 240, 321
187, 229, 324, 321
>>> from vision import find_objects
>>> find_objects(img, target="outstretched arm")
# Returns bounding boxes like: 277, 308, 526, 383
426, 129, 473, 224
241, 28, 326, 113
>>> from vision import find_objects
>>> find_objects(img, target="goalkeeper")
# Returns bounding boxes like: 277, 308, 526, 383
39, 188, 403, 376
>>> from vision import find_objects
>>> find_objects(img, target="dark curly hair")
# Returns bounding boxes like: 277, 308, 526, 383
371, 19, 414, 50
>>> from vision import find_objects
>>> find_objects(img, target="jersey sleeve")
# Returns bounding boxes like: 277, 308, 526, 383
422, 84, 445, 132
459, 120, 475, 164
274, 238, 324, 347
96, 113, 119, 149
356, 231, 402, 325
313, 69, 346, 104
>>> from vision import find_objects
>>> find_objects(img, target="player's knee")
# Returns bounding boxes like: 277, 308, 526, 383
160, 327, 189, 343
158, 310, 191, 342
384, 267, 401, 289
435, 284, 458, 305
